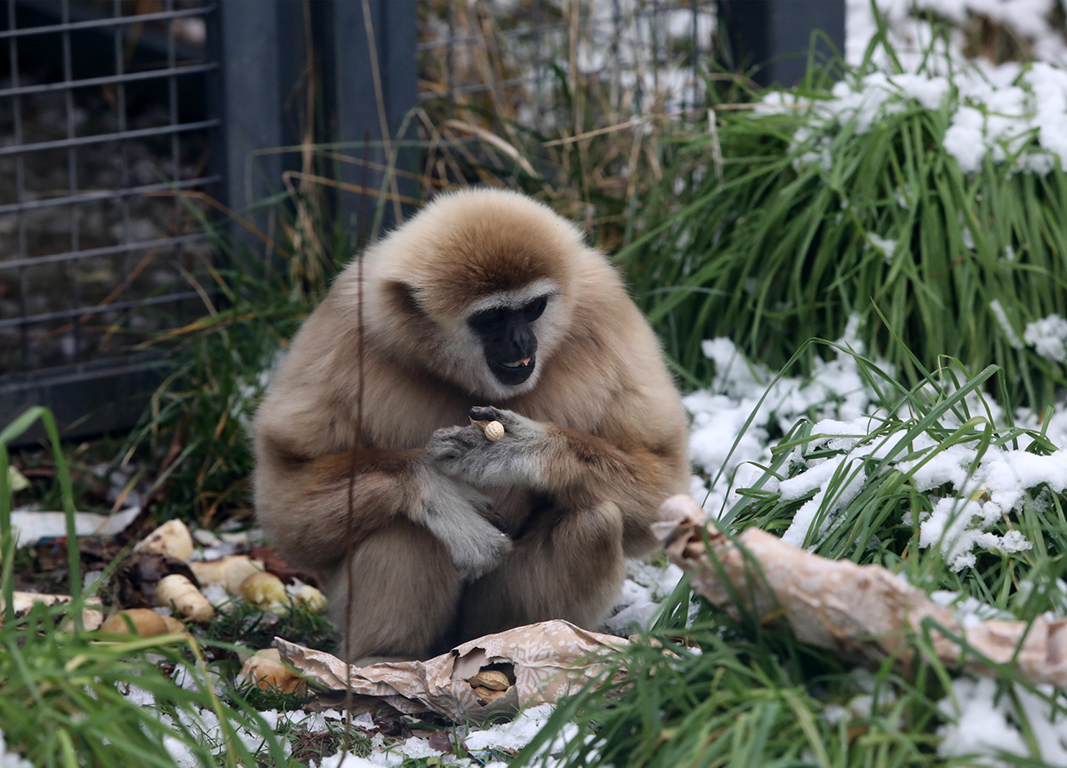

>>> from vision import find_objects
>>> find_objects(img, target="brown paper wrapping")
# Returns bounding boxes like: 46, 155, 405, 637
655, 494, 1067, 688
276, 619, 626, 721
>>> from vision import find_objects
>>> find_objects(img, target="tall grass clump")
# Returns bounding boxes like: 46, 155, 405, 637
415, 0, 718, 247
0, 408, 289, 766
121, 127, 373, 525
122, 218, 319, 525
519, 354, 1067, 767
620, 33, 1067, 409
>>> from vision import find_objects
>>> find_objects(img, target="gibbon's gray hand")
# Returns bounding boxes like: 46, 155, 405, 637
416, 466, 512, 579
425, 406, 544, 487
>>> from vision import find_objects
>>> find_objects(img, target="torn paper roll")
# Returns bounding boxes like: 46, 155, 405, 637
654, 494, 1067, 689
276, 619, 626, 722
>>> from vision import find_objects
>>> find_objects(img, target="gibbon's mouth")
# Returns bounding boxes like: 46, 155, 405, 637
490, 355, 536, 385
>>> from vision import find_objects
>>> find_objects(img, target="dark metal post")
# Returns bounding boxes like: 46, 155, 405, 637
719, 0, 845, 86
324, 0, 418, 239
213, 0, 305, 227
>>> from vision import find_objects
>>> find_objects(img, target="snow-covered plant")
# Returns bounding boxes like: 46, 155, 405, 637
622, 24, 1067, 411
689, 335, 1066, 596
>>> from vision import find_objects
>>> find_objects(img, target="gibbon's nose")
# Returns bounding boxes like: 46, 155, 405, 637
504, 317, 537, 359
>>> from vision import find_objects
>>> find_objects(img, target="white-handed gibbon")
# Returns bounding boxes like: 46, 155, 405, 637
253, 188, 689, 661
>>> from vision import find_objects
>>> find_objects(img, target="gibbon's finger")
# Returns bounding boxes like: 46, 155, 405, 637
426, 425, 483, 462
468, 405, 498, 423
452, 480, 495, 517
469, 405, 528, 432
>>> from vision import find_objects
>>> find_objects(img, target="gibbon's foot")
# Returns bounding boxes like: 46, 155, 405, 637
417, 467, 513, 580
426, 406, 543, 487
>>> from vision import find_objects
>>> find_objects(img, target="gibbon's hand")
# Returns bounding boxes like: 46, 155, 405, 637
416, 465, 512, 580
426, 406, 544, 487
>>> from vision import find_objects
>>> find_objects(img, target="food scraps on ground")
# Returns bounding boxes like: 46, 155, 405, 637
1, 591, 105, 630
291, 583, 327, 611
189, 554, 264, 594
156, 574, 215, 623
100, 608, 185, 636
134, 519, 195, 560
240, 571, 290, 611
112, 551, 199, 609
239, 648, 308, 695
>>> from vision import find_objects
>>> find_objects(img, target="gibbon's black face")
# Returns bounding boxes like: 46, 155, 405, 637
468, 295, 548, 386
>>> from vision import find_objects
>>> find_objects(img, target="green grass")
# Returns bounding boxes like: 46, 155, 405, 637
516, 349, 1067, 767
0, 408, 296, 767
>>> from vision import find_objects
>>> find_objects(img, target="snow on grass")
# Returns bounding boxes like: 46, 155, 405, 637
768, 61, 1067, 174
938, 676, 1067, 766
680, 328, 1067, 761
687, 317, 875, 517
312, 705, 573, 768
990, 299, 1025, 349
847, 0, 1067, 70
777, 3, 1067, 178
1023, 314, 1067, 361
685, 316, 1067, 568
0, 730, 34, 768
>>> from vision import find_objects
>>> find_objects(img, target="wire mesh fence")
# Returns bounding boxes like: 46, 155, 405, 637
417, 0, 717, 131
0, 0, 216, 378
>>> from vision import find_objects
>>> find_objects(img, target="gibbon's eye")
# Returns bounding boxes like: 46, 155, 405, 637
468, 307, 508, 333
523, 296, 548, 322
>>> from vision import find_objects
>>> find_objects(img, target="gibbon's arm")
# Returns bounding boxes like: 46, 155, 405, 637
426, 403, 688, 555
254, 424, 510, 579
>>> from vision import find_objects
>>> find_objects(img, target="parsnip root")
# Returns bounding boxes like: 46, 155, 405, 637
190, 555, 264, 594
156, 574, 215, 623
291, 584, 327, 612
240, 571, 290, 611
2, 592, 104, 630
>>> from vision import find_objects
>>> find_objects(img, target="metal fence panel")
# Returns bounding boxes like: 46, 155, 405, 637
0, 0, 218, 437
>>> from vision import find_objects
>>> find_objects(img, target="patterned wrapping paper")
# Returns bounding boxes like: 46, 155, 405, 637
276, 619, 628, 722
654, 494, 1067, 688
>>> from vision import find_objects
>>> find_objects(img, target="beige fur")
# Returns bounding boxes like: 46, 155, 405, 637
253, 189, 689, 660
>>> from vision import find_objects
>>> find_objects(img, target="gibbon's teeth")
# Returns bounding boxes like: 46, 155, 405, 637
503, 358, 532, 368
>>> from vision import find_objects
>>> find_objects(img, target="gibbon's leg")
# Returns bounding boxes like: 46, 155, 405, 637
458, 500, 625, 640
321, 518, 462, 661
